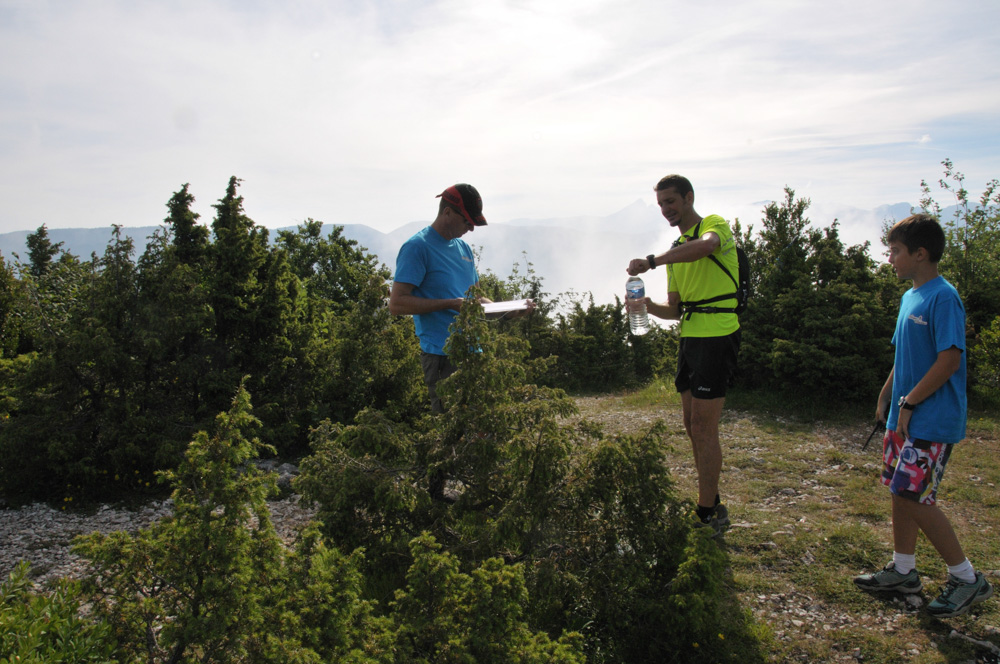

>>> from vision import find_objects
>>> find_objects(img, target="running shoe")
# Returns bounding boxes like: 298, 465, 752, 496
693, 504, 730, 539
927, 572, 993, 618
854, 562, 923, 594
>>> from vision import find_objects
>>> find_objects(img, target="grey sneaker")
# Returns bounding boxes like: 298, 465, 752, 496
927, 572, 993, 618
714, 503, 730, 532
854, 562, 923, 594
693, 504, 730, 539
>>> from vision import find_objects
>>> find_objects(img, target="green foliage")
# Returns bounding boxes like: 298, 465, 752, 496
479, 253, 676, 393
477, 252, 554, 345
524, 291, 676, 393
736, 187, 897, 400
534, 293, 634, 391
0, 179, 418, 501
24, 224, 66, 279
970, 315, 1000, 401
297, 294, 737, 662
277, 219, 385, 315
203, 177, 273, 408
390, 533, 585, 663
70, 384, 403, 663
918, 159, 1000, 394
268, 527, 396, 664
68, 383, 583, 662
10, 245, 89, 348
1, 234, 156, 499
322, 275, 425, 425
920, 159, 1000, 332
536, 426, 720, 663
1, 227, 217, 499
1, 562, 118, 664
0, 253, 27, 358
74, 383, 283, 663
166, 182, 210, 265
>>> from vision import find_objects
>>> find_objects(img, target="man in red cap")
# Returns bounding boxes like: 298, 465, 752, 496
389, 184, 490, 413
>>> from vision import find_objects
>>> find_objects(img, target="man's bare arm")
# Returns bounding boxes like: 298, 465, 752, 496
388, 281, 463, 316
387, 281, 492, 316
644, 290, 683, 320
627, 232, 721, 275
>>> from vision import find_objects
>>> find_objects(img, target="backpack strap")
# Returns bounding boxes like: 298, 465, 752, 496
678, 220, 740, 319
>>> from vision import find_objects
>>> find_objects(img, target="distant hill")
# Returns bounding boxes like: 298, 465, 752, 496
1, 200, 944, 305
0, 203, 672, 304
0, 227, 164, 264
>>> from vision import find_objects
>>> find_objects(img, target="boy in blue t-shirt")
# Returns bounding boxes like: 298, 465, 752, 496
854, 214, 992, 618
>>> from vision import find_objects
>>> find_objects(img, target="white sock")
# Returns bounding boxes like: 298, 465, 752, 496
892, 552, 916, 575
947, 558, 976, 584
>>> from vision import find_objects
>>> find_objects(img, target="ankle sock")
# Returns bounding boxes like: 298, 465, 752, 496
947, 558, 976, 584
892, 552, 916, 575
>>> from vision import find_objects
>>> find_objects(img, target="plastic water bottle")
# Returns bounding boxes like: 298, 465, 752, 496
626, 276, 649, 335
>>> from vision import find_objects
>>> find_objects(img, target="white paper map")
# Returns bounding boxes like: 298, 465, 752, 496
482, 299, 531, 319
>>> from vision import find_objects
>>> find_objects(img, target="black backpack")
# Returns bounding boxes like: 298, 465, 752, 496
679, 220, 750, 319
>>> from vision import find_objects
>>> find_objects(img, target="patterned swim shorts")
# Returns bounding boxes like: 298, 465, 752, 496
880, 429, 953, 505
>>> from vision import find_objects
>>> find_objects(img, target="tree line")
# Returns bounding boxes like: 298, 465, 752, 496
1, 162, 998, 662
2, 164, 998, 504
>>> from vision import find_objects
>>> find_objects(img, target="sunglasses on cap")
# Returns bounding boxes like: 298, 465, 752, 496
436, 185, 487, 228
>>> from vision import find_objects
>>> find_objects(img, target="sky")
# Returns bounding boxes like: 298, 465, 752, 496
2, 0, 999, 255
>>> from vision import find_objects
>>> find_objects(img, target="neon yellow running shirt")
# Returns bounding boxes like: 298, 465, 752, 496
666, 214, 740, 338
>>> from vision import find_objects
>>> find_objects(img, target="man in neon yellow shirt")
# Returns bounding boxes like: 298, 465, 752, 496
626, 174, 741, 537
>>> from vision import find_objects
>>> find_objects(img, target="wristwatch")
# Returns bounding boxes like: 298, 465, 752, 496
897, 396, 916, 410
647, 254, 657, 270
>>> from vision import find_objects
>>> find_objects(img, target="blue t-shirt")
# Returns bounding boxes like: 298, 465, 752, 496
886, 276, 966, 443
394, 226, 478, 355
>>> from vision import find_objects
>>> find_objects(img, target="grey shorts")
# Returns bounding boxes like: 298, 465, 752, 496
420, 352, 456, 413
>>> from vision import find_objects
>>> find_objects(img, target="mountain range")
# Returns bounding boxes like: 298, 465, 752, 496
0, 200, 927, 306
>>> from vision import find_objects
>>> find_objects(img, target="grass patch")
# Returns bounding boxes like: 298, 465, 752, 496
724, 386, 870, 425
571, 391, 1000, 663
842, 476, 888, 521
818, 523, 884, 568
619, 377, 682, 408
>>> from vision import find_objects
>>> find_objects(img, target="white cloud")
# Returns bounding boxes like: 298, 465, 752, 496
1, 0, 999, 237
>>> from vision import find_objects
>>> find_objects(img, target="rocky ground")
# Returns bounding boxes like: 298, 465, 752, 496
0, 493, 318, 589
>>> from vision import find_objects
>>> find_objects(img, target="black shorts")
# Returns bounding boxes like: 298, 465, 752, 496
674, 330, 741, 400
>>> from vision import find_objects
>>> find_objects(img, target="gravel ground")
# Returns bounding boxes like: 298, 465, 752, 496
0, 494, 318, 588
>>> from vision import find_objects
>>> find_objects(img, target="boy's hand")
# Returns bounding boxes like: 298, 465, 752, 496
896, 407, 912, 440
875, 399, 888, 424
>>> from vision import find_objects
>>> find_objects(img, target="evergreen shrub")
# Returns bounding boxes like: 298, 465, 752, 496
297, 291, 737, 663
1, 562, 118, 664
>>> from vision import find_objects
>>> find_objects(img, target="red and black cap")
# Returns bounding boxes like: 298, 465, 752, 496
436, 183, 487, 226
